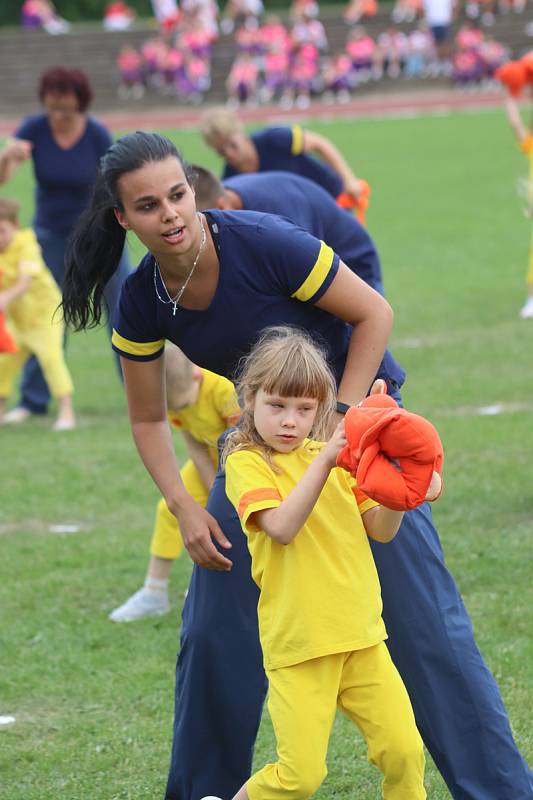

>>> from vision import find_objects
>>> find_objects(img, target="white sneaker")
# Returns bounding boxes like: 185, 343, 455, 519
519, 298, 533, 319
2, 407, 31, 424
109, 587, 170, 622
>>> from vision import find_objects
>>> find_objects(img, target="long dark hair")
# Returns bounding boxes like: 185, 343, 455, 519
62, 131, 191, 330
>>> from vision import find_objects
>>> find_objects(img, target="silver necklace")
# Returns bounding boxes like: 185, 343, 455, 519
153, 213, 207, 316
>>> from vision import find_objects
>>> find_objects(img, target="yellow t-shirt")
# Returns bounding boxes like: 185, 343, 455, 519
0, 229, 61, 331
167, 368, 240, 465
225, 441, 386, 671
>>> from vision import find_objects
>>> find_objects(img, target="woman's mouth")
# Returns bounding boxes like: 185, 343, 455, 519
162, 226, 185, 244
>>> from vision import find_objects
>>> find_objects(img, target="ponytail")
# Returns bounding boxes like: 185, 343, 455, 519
62, 175, 126, 330
61, 131, 191, 330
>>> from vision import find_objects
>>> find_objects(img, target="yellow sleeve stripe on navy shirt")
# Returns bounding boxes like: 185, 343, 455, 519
112, 329, 165, 358
291, 241, 335, 302
291, 124, 304, 156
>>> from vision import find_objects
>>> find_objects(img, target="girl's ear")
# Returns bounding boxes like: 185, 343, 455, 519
113, 207, 130, 230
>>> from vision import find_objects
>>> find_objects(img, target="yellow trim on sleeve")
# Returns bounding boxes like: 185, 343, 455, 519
291, 124, 304, 156
291, 241, 334, 302
112, 329, 165, 357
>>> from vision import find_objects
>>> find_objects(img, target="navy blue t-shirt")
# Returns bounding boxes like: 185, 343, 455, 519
112, 209, 354, 385
222, 126, 343, 200
223, 172, 383, 292
222, 173, 404, 390
15, 114, 113, 234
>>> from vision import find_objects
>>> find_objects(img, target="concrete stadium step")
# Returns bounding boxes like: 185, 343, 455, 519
0, 10, 530, 114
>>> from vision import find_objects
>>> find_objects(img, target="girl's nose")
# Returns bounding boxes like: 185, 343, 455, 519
161, 200, 178, 222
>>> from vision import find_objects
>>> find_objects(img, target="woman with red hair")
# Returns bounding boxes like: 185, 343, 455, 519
0, 66, 130, 421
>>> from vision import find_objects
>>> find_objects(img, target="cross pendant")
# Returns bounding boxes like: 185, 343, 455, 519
172, 302, 177, 316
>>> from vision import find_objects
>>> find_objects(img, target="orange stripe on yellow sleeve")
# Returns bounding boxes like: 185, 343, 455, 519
238, 488, 282, 519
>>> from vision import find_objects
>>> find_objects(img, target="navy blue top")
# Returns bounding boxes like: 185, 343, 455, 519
223, 172, 383, 293
111, 209, 357, 384
15, 114, 113, 234
222, 126, 343, 200
222, 173, 404, 390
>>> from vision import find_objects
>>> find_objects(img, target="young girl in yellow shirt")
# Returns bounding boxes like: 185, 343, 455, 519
219, 326, 428, 800
0, 198, 75, 430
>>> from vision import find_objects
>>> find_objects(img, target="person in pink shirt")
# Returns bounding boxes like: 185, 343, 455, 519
455, 20, 483, 52
181, 54, 211, 102
227, 52, 260, 107
346, 26, 377, 79
322, 51, 353, 102
261, 46, 290, 103
116, 45, 145, 98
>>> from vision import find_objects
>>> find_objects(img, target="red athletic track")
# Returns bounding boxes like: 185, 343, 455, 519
0, 87, 506, 135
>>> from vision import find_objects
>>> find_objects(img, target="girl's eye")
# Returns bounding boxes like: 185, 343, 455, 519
172, 191, 185, 200
139, 202, 155, 211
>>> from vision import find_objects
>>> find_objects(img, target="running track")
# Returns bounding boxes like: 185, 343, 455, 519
0, 87, 506, 135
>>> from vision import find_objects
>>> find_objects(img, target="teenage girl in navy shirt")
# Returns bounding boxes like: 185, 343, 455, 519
62, 132, 533, 800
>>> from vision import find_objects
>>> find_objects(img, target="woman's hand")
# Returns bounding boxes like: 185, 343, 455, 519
3, 138, 32, 162
173, 495, 233, 571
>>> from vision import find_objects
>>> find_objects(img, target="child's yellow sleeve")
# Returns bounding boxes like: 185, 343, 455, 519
214, 376, 241, 427
17, 230, 44, 270
225, 450, 282, 535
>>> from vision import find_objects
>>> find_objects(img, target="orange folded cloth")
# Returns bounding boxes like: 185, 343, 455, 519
336, 393, 443, 511
495, 60, 528, 97
0, 312, 17, 353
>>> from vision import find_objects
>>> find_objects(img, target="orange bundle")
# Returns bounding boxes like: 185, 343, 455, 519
520, 51, 533, 82
337, 392, 443, 511
337, 179, 371, 226
495, 60, 528, 97
0, 312, 17, 353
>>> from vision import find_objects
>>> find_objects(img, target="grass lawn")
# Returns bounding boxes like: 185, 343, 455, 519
1, 106, 532, 799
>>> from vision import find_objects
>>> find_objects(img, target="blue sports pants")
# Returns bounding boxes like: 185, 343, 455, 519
165, 474, 533, 800
19, 227, 130, 414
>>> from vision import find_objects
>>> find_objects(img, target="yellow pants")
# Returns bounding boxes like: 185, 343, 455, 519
0, 322, 73, 398
149, 459, 209, 560
248, 643, 426, 800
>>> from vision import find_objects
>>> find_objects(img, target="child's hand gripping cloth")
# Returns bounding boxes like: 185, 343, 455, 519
336, 392, 443, 511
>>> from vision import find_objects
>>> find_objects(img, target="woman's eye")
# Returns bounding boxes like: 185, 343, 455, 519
172, 191, 185, 200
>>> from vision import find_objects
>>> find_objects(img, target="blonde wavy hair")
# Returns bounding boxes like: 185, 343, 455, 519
200, 106, 245, 145
222, 326, 337, 470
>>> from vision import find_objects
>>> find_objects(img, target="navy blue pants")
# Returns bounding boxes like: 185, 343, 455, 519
165, 472, 533, 800
19, 226, 130, 414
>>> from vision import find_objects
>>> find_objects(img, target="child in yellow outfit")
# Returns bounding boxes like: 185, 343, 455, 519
109, 343, 240, 622
219, 326, 426, 800
503, 93, 533, 319
0, 198, 75, 430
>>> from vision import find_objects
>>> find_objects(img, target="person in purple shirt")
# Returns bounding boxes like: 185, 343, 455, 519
0, 66, 130, 423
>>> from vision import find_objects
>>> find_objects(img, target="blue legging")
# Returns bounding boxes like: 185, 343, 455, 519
165, 474, 533, 800
19, 226, 130, 414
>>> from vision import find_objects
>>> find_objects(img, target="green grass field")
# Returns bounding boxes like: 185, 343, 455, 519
1, 107, 532, 799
